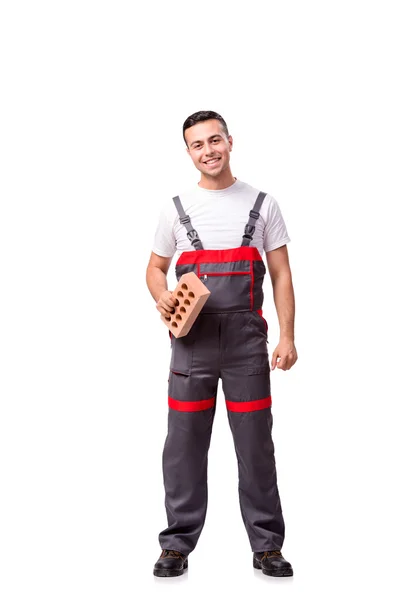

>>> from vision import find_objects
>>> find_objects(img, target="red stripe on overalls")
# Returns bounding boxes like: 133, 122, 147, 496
168, 396, 216, 412
226, 396, 272, 412
176, 246, 263, 265
250, 258, 254, 310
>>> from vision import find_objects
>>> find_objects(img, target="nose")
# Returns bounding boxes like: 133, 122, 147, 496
204, 142, 214, 156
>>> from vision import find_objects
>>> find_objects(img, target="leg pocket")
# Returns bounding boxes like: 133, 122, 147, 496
247, 362, 270, 376
170, 335, 194, 375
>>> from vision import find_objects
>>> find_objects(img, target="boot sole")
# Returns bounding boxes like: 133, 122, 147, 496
153, 561, 188, 577
253, 557, 293, 577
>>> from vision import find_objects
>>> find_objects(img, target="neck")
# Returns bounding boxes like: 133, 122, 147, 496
198, 168, 236, 190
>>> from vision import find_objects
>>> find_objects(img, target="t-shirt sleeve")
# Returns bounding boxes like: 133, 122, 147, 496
263, 195, 291, 253
152, 202, 177, 258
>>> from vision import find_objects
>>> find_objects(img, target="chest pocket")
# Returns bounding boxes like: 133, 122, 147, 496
198, 260, 252, 313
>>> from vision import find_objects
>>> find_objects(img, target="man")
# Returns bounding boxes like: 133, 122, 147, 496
146, 110, 297, 578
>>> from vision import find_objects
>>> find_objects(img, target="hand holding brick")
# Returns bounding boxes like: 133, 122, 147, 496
161, 272, 211, 338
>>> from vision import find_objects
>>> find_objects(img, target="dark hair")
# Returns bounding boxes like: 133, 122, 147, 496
183, 110, 229, 144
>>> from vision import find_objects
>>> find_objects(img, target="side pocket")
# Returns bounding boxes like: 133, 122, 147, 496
170, 335, 194, 375
255, 310, 269, 343
263, 316, 269, 344
247, 311, 270, 374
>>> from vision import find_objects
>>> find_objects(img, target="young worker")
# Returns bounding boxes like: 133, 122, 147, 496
146, 111, 297, 578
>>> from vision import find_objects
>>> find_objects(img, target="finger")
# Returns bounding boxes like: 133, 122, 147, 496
283, 352, 297, 370
157, 307, 168, 318
287, 355, 296, 369
278, 356, 288, 370
164, 295, 178, 309
157, 303, 175, 317
160, 299, 176, 313
285, 352, 297, 370
160, 312, 173, 321
271, 351, 278, 370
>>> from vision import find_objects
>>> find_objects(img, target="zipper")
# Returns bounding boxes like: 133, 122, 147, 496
199, 271, 251, 278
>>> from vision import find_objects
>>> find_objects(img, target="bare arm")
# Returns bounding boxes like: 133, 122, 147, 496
265, 245, 298, 370
146, 252, 177, 317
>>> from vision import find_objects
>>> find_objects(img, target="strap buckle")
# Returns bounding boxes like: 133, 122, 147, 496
244, 224, 255, 237
249, 210, 259, 220
180, 215, 191, 225
187, 229, 200, 244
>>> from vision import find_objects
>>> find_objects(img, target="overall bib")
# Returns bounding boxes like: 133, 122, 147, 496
159, 192, 285, 554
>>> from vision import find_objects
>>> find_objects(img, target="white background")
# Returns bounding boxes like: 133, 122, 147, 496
1, 1, 399, 598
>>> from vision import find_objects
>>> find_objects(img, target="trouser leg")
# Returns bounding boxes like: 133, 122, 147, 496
159, 400, 216, 554
226, 406, 285, 551
221, 312, 285, 552
159, 315, 219, 555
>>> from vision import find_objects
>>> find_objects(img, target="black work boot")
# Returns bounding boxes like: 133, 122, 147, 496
253, 550, 293, 577
153, 549, 188, 577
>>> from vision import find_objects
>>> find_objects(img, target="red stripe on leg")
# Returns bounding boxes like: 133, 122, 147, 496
168, 396, 216, 412
226, 396, 272, 412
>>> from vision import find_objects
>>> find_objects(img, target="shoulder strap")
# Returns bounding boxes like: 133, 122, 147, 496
172, 196, 204, 251
241, 191, 267, 247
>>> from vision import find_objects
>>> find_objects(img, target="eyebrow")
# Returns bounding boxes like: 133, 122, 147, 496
190, 134, 222, 148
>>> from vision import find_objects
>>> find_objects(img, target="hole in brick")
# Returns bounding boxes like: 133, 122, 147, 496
184, 299, 190, 306
188, 292, 195, 298
176, 314, 182, 321
171, 321, 178, 328
181, 283, 188, 290
180, 307, 186, 313
165, 315, 171, 321
177, 291, 184, 297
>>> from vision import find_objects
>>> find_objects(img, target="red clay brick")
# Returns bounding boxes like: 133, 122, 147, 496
162, 272, 211, 338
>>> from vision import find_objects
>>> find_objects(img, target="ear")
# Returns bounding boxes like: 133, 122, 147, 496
228, 135, 233, 151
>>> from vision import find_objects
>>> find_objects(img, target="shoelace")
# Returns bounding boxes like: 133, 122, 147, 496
162, 550, 184, 559
262, 550, 282, 560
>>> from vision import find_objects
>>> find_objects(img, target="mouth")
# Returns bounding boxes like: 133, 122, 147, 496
203, 157, 221, 166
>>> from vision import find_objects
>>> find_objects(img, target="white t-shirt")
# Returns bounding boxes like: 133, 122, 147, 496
152, 179, 291, 258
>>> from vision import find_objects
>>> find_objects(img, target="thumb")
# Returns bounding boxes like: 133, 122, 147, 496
271, 349, 278, 370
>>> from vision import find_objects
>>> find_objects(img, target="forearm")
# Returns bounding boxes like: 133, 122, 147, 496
146, 266, 168, 302
271, 273, 295, 342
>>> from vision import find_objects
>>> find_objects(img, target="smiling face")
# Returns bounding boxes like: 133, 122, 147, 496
184, 119, 233, 181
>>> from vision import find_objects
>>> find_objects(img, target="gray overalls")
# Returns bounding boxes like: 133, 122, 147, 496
159, 192, 285, 554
